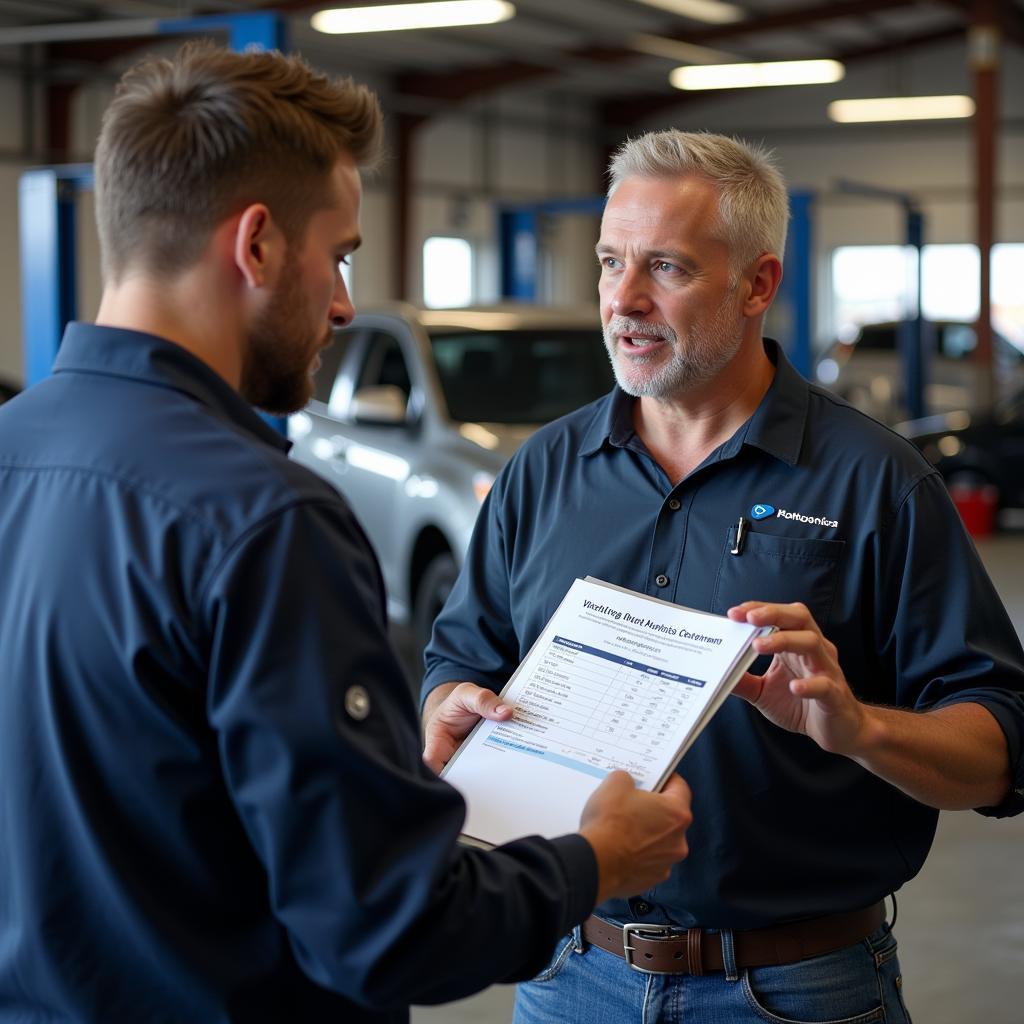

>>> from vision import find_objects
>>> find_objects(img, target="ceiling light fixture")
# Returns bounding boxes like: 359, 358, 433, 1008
828, 95, 976, 123
671, 59, 845, 90
628, 32, 739, 65
311, 0, 515, 34
632, 0, 743, 25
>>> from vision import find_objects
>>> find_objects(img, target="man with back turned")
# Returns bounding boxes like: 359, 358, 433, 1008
0, 44, 692, 1023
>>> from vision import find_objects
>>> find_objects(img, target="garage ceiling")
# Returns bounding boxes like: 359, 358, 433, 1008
0, 0, 1021, 149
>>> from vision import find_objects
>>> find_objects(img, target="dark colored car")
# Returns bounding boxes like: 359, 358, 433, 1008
899, 387, 1024, 516
815, 320, 1024, 425
0, 378, 20, 406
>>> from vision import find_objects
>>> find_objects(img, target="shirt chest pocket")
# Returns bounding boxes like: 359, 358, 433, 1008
711, 530, 845, 631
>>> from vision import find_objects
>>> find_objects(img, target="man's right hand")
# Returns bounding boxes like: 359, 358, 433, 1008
578, 771, 692, 904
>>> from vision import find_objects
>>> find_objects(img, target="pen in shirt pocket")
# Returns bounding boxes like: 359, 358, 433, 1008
730, 515, 747, 556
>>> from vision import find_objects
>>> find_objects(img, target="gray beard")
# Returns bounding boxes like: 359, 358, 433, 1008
603, 304, 744, 399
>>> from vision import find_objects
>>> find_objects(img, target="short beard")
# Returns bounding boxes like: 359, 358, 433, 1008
241, 263, 327, 416
603, 297, 744, 400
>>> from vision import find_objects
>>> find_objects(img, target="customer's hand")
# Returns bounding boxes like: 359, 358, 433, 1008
578, 772, 692, 904
422, 681, 512, 773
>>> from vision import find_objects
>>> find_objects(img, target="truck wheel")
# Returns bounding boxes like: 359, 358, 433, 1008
413, 552, 457, 657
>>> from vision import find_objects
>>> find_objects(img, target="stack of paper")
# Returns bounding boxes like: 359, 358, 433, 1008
441, 577, 771, 848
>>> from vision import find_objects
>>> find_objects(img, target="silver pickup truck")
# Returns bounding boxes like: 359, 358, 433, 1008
288, 303, 612, 665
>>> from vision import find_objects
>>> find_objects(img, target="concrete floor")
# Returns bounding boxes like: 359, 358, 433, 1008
411, 531, 1024, 1024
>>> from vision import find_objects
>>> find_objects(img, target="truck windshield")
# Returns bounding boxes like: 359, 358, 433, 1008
429, 328, 615, 424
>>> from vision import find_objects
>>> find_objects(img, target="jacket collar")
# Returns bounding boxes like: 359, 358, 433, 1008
54, 322, 291, 453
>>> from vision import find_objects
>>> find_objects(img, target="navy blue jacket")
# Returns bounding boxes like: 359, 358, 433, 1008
424, 339, 1024, 930
0, 324, 596, 1023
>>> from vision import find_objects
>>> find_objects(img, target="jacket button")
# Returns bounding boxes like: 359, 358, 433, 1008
344, 685, 371, 720
668, 499, 681, 511
655, 574, 669, 587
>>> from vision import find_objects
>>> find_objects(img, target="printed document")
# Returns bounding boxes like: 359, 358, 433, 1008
441, 577, 771, 848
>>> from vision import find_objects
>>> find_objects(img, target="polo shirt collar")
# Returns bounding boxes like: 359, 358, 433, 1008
577, 337, 808, 467
743, 338, 808, 466
53, 322, 291, 453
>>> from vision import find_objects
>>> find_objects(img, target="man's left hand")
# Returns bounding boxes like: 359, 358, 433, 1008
727, 601, 869, 757
422, 681, 512, 774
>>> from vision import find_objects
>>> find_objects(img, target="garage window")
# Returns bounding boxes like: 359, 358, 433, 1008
831, 243, 1024, 355
423, 237, 473, 308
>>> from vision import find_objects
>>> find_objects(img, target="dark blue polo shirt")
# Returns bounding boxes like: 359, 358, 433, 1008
423, 339, 1024, 930
0, 323, 597, 1023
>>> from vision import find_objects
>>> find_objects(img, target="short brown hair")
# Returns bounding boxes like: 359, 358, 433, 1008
94, 42, 383, 282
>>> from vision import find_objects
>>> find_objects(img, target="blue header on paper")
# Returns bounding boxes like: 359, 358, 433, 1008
551, 635, 706, 687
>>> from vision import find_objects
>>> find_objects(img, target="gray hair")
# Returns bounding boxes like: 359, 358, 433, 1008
607, 130, 789, 272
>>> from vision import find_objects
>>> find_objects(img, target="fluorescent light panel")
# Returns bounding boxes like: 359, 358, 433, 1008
828, 95, 975, 123
312, 1, 515, 34
631, 0, 743, 24
628, 32, 740, 65
671, 59, 845, 90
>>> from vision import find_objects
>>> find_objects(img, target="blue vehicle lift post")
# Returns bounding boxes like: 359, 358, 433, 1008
773, 191, 814, 378
499, 197, 608, 302
19, 164, 92, 387
836, 179, 926, 420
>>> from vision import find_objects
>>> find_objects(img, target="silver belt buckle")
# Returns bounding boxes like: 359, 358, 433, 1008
621, 922, 679, 975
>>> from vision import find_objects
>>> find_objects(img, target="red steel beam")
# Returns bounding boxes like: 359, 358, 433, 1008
971, 0, 998, 405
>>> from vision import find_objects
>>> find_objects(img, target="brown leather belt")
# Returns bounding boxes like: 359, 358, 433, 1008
582, 902, 886, 976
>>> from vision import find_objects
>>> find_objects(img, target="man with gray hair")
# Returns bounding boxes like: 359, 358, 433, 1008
0, 48, 694, 1024
422, 129, 1024, 1022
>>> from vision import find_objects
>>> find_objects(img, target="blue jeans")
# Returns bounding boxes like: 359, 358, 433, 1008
514, 923, 912, 1024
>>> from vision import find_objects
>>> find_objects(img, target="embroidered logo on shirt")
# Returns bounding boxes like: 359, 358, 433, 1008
776, 508, 840, 528
751, 502, 839, 528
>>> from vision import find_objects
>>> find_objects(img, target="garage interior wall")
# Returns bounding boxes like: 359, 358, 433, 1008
0, 36, 1022, 385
